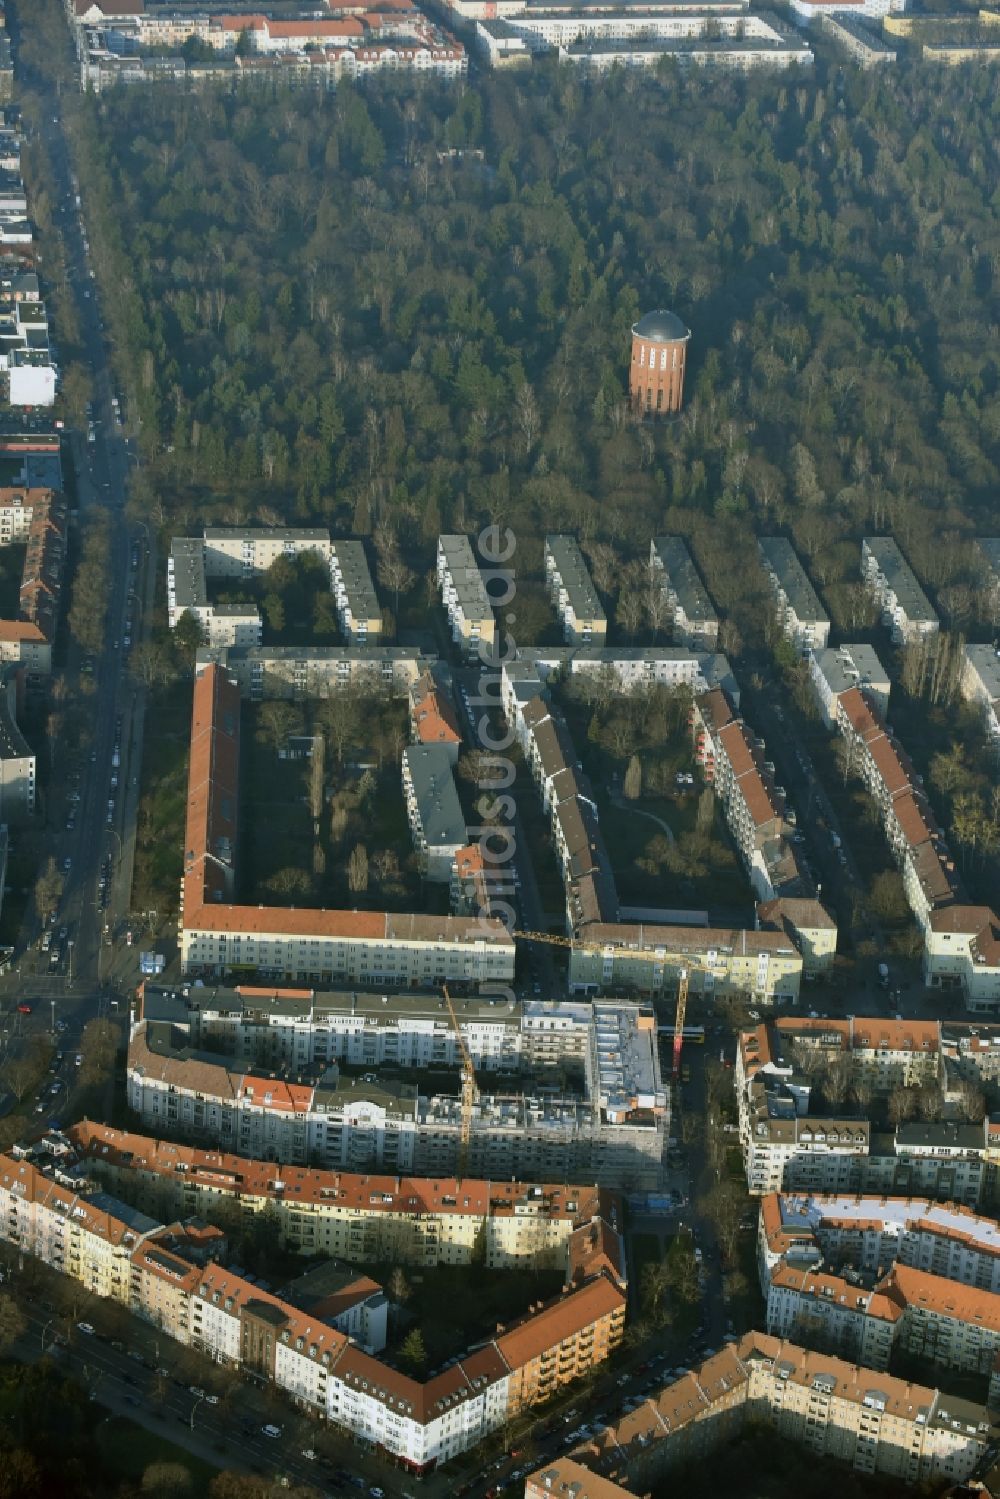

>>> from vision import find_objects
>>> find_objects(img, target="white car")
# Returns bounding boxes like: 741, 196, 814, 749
77, 1322, 95, 1336
261, 1424, 282, 1439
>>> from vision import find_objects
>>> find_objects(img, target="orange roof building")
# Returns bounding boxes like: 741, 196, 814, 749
180, 663, 514, 985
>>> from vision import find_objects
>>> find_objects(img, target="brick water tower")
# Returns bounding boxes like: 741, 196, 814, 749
629, 309, 690, 416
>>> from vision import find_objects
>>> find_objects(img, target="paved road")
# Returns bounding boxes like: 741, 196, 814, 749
8, 1293, 327, 1490
0, 14, 152, 1049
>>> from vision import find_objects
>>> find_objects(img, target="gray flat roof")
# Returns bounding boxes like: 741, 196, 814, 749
651, 535, 717, 626
811, 644, 889, 698
544, 534, 605, 621
863, 538, 937, 623
438, 535, 492, 618
964, 644, 1000, 702
758, 537, 828, 624
330, 539, 379, 621
402, 743, 466, 850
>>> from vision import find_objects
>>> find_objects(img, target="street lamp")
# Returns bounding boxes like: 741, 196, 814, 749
189, 1392, 206, 1431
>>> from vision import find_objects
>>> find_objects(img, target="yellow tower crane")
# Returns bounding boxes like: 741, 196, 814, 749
443, 984, 478, 1178
671, 968, 690, 1081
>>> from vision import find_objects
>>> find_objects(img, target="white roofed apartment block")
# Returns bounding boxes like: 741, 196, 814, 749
649, 535, 719, 649
758, 538, 830, 654
789, 0, 906, 24
436, 535, 496, 658
544, 535, 606, 645
861, 538, 939, 646
197, 644, 427, 700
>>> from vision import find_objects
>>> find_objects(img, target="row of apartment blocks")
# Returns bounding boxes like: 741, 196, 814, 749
765, 1240, 1000, 1398
530, 1334, 995, 1495
0, 106, 56, 405
168, 529, 381, 648
0, 485, 67, 677
833, 684, 1000, 1008
756, 1185, 1000, 1382
179, 663, 516, 986
691, 686, 817, 907
736, 1017, 998, 1202
759, 534, 941, 655
68, 1119, 624, 1279
125, 985, 668, 1189
474, 6, 814, 71
758, 1191, 1000, 1294
71, 0, 468, 93
499, 650, 830, 1000
0, 1134, 625, 1471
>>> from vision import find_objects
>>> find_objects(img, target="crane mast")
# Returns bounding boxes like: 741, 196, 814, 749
671, 968, 689, 1081
443, 984, 478, 1177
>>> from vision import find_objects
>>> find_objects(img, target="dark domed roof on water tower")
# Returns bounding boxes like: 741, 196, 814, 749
631, 310, 690, 343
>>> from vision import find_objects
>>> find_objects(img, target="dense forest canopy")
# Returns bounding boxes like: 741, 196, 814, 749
66, 57, 1000, 649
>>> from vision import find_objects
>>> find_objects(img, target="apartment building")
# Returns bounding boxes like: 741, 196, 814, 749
923, 907, 1000, 1012
0, 671, 33, 819
125, 1003, 667, 1189
698, 692, 808, 901
568, 920, 803, 1002
755, 897, 837, 978
765, 1261, 900, 1368
509, 645, 738, 701
69, 1120, 623, 1277
834, 685, 965, 934
977, 538, 1000, 620
170, 528, 381, 648
861, 538, 939, 646
737, 1021, 986, 1202
135, 983, 597, 1079
961, 645, 1000, 751
401, 744, 467, 882
476, 9, 813, 69
808, 644, 890, 730
409, 668, 462, 763
179, 664, 515, 986
768, 1257, 1000, 1387
436, 536, 495, 657
758, 537, 830, 654
0, 1150, 161, 1306
758, 1192, 1000, 1296
329, 540, 381, 644
0, 486, 66, 675
818, 11, 897, 62
561, 1333, 994, 1492
168, 537, 261, 648
543, 536, 606, 645
3, 1140, 622, 1470
508, 688, 619, 934
197, 644, 426, 700
648, 535, 718, 649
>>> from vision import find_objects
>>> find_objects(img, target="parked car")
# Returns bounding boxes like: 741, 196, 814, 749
76, 1323, 95, 1336
261, 1425, 282, 1439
